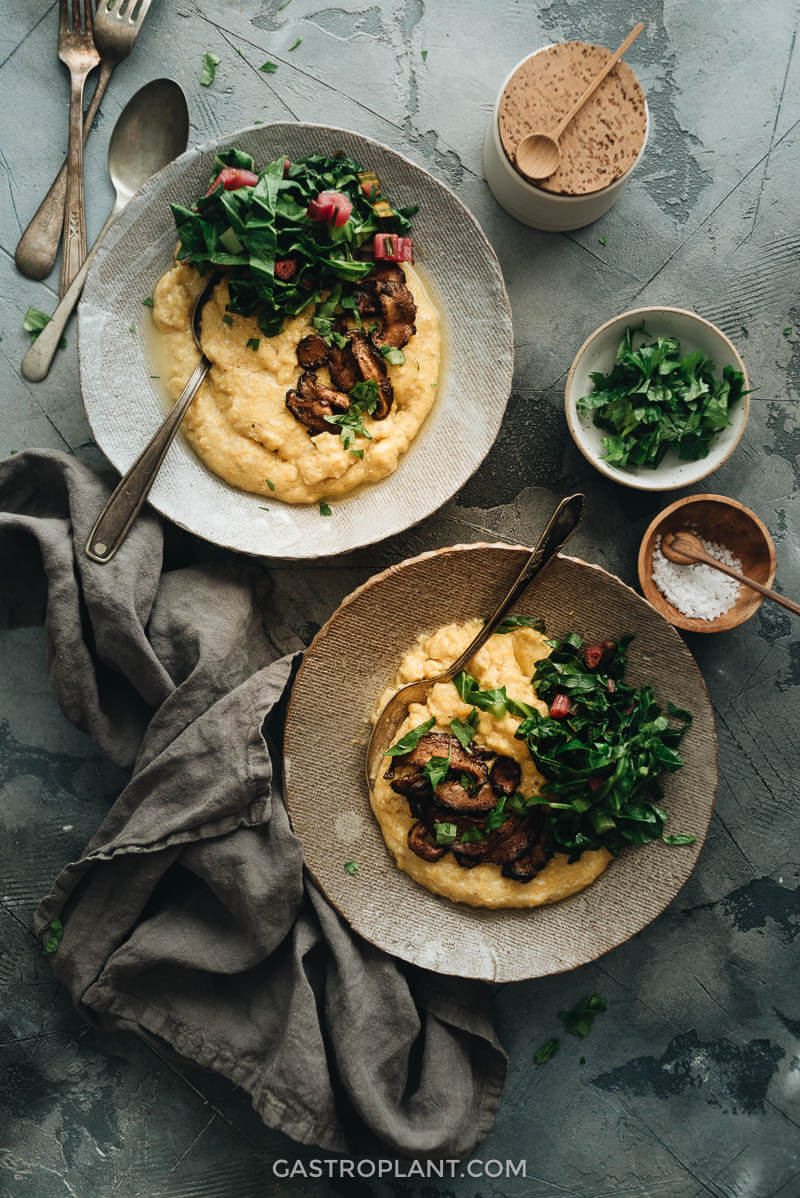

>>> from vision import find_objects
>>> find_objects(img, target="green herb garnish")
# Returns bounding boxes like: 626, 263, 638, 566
783, 327, 793, 337
515, 633, 694, 861
319, 502, 332, 516
460, 826, 484, 843
344, 860, 359, 875
246, 337, 260, 350
534, 1038, 560, 1065
265, 478, 275, 491
142, 296, 154, 308
384, 716, 435, 757
129, 323, 136, 334
43, 916, 63, 955
576, 325, 748, 470
222, 314, 233, 326
598, 236, 607, 246
422, 748, 452, 789
325, 378, 379, 450
494, 614, 546, 634
434, 821, 457, 846
201, 51, 221, 86
260, 61, 278, 73
484, 795, 508, 833
559, 994, 607, 1038
288, 37, 302, 50
23, 307, 66, 349
450, 708, 479, 750
421, 49, 428, 61
380, 345, 405, 366
349, 448, 364, 459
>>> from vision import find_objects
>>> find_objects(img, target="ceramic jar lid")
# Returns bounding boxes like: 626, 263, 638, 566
498, 41, 647, 195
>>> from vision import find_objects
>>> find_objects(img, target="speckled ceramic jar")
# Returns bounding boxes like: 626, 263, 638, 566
483, 44, 649, 231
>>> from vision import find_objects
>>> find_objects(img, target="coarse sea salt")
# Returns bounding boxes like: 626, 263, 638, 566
652, 533, 742, 620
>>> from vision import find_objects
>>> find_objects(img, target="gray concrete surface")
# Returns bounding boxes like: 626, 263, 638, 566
1, 1, 799, 1195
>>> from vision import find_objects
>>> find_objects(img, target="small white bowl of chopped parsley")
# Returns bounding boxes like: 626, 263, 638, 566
564, 307, 750, 491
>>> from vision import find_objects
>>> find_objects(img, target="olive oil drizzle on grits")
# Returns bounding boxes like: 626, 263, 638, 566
371, 619, 611, 909
149, 261, 441, 505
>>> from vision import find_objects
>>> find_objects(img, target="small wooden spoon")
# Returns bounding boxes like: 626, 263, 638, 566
515, 22, 645, 181
661, 530, 800, 617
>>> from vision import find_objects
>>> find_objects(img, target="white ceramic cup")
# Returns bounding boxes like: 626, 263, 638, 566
483, 45, 649, 232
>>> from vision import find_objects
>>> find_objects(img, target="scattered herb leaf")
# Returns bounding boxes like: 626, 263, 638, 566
349, 448, 364, 459
260, 61, 278, 73
201, 50, 221, 86
559, 994, 607, 1038
534, 1038, 560, 1065
495, 614, 546, 635
43, 916, 63, 955
598, 236, 607, 246
288, 37, 302, 50
422, 748, 452, 790
142, 296, 154, 308
379, 344, 405, 366
434, 821, 457, 846
129, 323, 136, 334
265, 478, 275, 491
343, 860, 359, 875
319, 502, 332, 516
222, 313, 233, 326
783, 327, 793, 337
246, 337, 261, 350
23, 307, 66, 349
421, 49, 428, 61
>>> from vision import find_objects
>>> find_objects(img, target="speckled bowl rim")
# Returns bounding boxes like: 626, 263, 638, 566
495, 42, 650, 200
564, 306, 751, 491
283, 543, 718, 982
637, 493, 777, 632
78, 122, 513, 560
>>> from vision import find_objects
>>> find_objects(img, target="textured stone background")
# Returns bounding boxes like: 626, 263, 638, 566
1, 1, 799, 1195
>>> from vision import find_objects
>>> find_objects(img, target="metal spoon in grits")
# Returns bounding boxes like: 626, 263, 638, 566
21, 77, 190, 382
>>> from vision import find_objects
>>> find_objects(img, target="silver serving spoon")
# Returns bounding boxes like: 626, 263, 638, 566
21, 78, 189, 382
85, 275, 217, 563
364, 493, 587, 789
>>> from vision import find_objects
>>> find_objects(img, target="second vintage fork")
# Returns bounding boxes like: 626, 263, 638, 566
58, 0, 100, 295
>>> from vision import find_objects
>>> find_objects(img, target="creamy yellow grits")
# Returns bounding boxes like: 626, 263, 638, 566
149, 261, 440, 504
371, 619, 612, 909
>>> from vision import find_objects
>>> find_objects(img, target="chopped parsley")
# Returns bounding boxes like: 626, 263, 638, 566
534, 1038, 560, 1065
484, 795, 508, 833
260, 61, 278, 73
433, 821, 457, 846
142, 296, 154, 307
265, 478, 276, 491
288, 36, 302, 51
422, 747, 452, 789
222, 313, 233, 326
129, 323, 136, 334
494, 614, 546, 634
343, 860, 359, 875
559, 994, 607, 1038
23, 307, 66, 349
421, 49, 428, 61
577, 325, 749, 470
349, 448, 364, 459
379, 345, 405, 366
324, 378, 379, 449
784, 327, 793, 337
200, 50, 221, 86
598, 236, 607, 246
43, 916, 63, 955
246, 337, 260, 350
454, 671, 536, 721
319, 502, 332, 516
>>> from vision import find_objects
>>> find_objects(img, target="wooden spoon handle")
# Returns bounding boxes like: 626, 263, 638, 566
553, 22, 644, 139
692, 555, 800, 617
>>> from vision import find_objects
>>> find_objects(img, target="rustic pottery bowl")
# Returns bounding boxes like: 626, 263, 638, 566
284, 542, 717, 981
565, 307, 750, 491
638, 494, 776, 633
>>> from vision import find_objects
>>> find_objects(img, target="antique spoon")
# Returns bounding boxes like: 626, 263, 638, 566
661, 530, 800, 617
21, 78, 189, 382
515, 23, 644, 181
84, 275, 218, 564
365, 493, 587, 789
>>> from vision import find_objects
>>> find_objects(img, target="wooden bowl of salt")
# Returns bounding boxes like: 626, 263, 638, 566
638, 495, 776, 633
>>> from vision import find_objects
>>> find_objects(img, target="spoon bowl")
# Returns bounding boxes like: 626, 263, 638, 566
515, 133, 561, 181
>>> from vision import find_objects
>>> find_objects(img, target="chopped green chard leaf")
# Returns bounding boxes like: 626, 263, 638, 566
534, 1038, 560, 1065
559, 994, 607, 1038
434, 821, 457, 846
343, 860, 359, 875
422, 748, 452, 789
384, 717, 436, 758
514, 632, 693, 861
576, 325, 749, 470
201, 50, 221, 86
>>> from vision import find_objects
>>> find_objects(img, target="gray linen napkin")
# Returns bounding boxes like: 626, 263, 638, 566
0, 449, 507, 1158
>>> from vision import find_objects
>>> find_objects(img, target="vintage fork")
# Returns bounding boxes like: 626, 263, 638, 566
57, 0, 101, 295
16, 0, 154, 283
